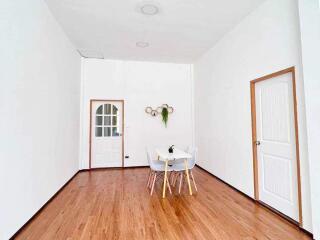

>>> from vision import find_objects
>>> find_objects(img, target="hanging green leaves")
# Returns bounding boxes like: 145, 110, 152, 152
161, 107, 169, 127
145, 104, 174, 127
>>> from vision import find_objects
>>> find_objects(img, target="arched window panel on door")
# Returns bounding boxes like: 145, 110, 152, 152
95, 104, 120, 137
112, 105, 118, 115
96, 105, 103, 114
104, 104, 111, 114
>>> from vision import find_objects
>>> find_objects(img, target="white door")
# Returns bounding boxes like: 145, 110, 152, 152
255, 72, 299, 221
91, 101, 123, 168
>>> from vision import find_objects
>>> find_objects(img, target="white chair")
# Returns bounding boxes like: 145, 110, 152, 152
146, 148, 173, 195
171, 147, 198, 194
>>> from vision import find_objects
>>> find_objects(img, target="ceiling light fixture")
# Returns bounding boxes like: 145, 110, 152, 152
140, 3, 159, 15
136, 41, 150, 48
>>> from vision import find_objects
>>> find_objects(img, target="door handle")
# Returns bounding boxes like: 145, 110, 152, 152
255, 141, 261, 146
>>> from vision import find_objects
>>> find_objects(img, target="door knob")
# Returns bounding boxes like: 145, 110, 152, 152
255, 141, 261, 146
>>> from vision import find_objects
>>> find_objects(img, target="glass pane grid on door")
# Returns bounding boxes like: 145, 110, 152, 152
104, 127, 111, 137
95, 104, 120, 137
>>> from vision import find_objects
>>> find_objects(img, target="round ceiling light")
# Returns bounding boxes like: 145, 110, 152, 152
136, 42, 150, 48
140, 4, 159, 15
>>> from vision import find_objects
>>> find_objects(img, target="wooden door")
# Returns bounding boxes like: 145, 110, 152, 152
90, 100, 123, 168
251, 68, 302, 223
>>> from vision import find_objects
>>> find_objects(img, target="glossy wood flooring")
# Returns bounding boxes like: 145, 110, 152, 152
15, 167, 311, 240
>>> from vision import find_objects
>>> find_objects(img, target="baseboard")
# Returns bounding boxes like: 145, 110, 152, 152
123, 165, 149, 169
195, 164, 314, 239
10, 170, 80, 239
81, 165, 149, 171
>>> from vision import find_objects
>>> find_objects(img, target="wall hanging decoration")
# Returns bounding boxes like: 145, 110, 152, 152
145, 104, 174, 127
145, 106, 158, 116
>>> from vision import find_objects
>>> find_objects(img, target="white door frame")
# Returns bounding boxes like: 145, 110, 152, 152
250, 67, 303, 226
89, 99, 124, 168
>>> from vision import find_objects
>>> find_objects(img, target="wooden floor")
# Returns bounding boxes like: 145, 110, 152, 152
15, 167, 311, 240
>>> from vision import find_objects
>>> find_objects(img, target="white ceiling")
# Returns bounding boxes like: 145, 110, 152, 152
45, 0, 265, 63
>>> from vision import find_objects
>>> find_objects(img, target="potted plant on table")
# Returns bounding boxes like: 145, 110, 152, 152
168, 145, 174, 153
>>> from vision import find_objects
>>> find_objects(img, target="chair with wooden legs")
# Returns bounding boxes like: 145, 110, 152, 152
146, 148, 173, 196
171, 147, 198, 194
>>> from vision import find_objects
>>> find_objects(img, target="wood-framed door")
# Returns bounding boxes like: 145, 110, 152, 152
89, 99, 124, 169
250, 67, 302, 226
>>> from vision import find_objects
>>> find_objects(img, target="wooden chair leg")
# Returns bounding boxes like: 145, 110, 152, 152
166, 177, 172, 194
173, 173, 178, 187
148, 172, 155, 189
178, 173, 183, 194
171, 172, 176, 185
150, 173, 157, 196
190, 170, 198, 192
174, 172, 180, 187
169, 172, 173, 184
147, 170, 152, 188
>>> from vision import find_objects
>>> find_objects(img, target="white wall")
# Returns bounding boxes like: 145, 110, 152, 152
298, 0, 320, 238
0, 1, 81, 239
193, 0, 312, 232
80, 59, 193, 168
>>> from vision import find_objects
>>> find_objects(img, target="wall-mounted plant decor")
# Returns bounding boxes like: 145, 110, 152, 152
145, 104, 174, 127
145, 106, 158, 116
161, 107, 169, 127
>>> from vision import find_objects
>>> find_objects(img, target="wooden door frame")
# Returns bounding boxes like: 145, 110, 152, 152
89, 99, 125, 169
250, 66, 303, 226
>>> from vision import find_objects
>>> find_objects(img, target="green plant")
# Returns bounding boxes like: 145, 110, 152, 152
161, 107, 169, 127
